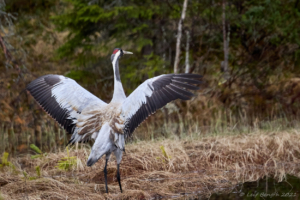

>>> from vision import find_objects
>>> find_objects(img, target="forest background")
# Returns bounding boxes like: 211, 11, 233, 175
1, 0, 300, 155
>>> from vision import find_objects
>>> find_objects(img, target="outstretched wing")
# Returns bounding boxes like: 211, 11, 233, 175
27, 74, 107, 144
121, 73, 202, 138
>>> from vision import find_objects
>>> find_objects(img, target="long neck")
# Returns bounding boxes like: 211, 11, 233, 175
111, 56, 126, 103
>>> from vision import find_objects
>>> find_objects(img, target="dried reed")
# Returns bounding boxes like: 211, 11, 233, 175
0, 129, 299, 199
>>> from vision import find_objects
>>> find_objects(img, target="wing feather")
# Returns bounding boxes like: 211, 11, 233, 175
27, 74, 107, 144
122, 73, 202, 138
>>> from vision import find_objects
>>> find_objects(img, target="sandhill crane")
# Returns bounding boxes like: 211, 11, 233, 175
26, 48, 202, 193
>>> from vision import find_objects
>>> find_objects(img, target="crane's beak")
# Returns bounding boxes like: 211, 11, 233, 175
123, 50, 133, 54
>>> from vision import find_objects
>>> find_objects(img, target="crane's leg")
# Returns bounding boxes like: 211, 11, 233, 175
104, 153, 111, 193
114, 148, 123, 193
117, 163, 122, 193
104, 158, 109, 193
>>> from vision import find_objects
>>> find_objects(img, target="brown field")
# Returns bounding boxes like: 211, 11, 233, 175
0, 130, 300, 199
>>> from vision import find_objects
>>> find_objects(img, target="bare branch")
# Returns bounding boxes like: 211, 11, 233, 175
0, 34, 12, 61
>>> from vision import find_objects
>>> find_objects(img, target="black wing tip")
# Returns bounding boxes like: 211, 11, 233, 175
26, 79, 37, 91
193, 86, 200, 90
173, 73, 203, 85
175, 73, 202, 79
173, 77, 202, 85
26, 74, 60, 90
192, 80, 202, 85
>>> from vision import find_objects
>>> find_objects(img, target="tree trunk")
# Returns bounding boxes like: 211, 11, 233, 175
185, 30, 190, 73
174, 0, 188, 74
162, 26, 166, 69
222, 0, 229, 78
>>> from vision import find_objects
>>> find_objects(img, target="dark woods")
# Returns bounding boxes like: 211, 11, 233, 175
1, 0, 300, 154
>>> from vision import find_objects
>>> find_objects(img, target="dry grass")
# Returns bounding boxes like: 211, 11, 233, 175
1, 130, 300, 199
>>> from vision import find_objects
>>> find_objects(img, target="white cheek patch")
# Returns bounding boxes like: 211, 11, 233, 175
113, 50, 121, 64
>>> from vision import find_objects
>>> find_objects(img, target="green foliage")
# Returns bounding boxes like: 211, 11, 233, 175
51, 0, 300, 98
6, 0, 58, 14
30, 155, 42, 159
56, 147, 77, 171
30, 144, 42, 154
0, 152, 18, 174
160, 145, 171, 159
30, 144, 47, 159
56, 157, 77, 171
0, 152, 10, 167
23, 171, 38, 180
51, 0, 177, 95
23, 171, 28, 178
35, 166, 41, 177
66, 69, 97, 84
156, 145, 171, 164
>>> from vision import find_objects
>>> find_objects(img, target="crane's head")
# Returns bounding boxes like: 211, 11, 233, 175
111, 48, 133, 62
